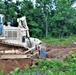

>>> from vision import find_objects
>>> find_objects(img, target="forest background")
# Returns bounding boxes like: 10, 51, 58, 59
0, 0, 76, 39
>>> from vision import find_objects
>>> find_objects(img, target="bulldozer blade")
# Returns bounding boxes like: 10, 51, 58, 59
0, 55, 31, 59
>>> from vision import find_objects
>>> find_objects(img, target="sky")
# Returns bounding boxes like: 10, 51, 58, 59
12, 0, 22, 3
72, 2, 76, 7
12, 0, 76, 8
12, 0, 36, 7
12, 0, 36, 4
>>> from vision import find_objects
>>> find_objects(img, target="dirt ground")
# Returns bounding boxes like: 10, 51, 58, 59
46, 44, 76, 59
0, 44, 76, 75
0, 59, 34, 75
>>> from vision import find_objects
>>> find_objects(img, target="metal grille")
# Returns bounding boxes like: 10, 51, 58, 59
8, 31, 12, 37
5, 31, 8, 37
5, 31, 18, 39
13, 31, 17, 37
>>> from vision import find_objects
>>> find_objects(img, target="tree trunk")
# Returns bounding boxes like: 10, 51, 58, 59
45, 14, 48, 38
61, 31, 64, 38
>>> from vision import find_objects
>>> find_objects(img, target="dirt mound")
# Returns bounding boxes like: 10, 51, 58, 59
0, 59, 33, 75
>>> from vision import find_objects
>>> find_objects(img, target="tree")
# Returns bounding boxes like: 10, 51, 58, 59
35, 0, 53, 37
51, 0, 76, 38
0, 0, 76, 38
0, 0, 5, 14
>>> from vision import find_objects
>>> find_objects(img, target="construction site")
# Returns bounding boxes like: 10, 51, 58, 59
0, 14, 76, 75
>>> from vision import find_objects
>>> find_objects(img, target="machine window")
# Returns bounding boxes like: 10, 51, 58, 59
0, 17, 2, 35
22, 36, 25, 42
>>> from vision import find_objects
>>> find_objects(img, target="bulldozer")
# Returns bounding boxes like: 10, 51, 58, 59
0, 14, 46, 59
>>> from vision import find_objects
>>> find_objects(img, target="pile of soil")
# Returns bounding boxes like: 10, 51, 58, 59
0, 44, 76, 75
0, 59, 33, 75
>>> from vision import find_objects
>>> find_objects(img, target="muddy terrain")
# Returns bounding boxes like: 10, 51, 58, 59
46, 44, 76, 59
0, 44, 76, 75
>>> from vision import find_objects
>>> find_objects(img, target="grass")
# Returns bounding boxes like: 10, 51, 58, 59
40, 36, 76, 44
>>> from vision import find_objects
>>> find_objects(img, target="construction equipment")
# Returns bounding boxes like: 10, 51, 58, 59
0, 14, 46, 59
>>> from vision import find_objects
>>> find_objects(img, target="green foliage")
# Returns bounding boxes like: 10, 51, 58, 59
64, 51, 76, 63
51, 0, 75, 38
22, 65, 32, 75
6, 52, 76, 75
7, 67, 21, 75
41, 36, 76, 44
0, 70, 3, 75
46, 70, 54, 75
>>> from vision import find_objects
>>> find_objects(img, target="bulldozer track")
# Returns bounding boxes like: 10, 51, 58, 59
0, 42, 28, 51
0, 42, 39, 59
